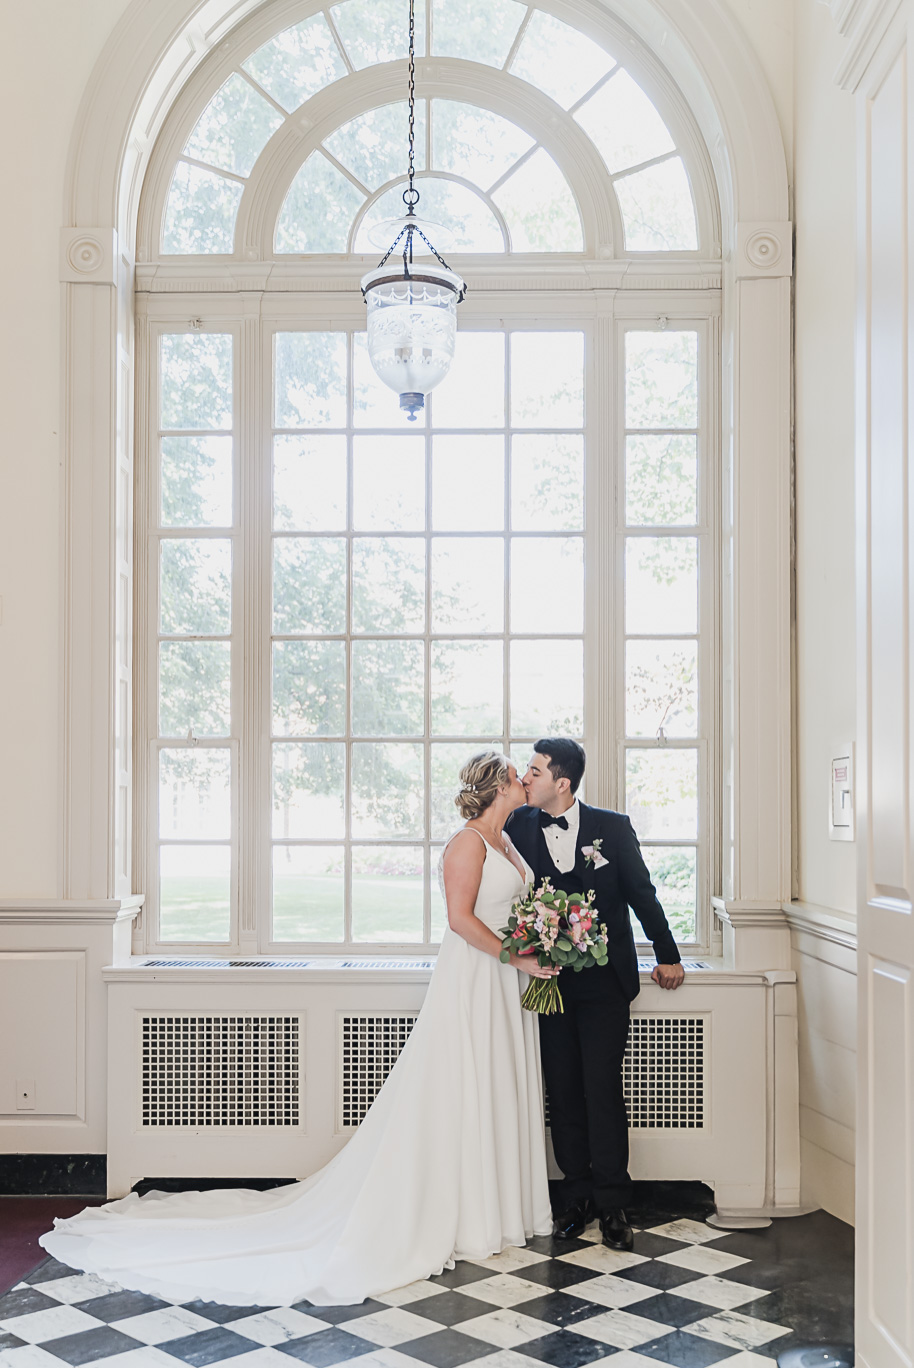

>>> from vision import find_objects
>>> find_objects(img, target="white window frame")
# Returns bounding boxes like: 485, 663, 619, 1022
135, 289, 720, 956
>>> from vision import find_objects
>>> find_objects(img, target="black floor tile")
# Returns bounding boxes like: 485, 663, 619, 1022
25, 1258, 76, 1286
428, 1263, 500, 1290
290, 1299, 388, 1324
408, 1290, 499, 1326
519, 1329, 617, 1366
511, 1293, 610, 1329
637, 1329, 740, 1366
42, 1326, 144, 1365
526, 1235, 593, 1258
395, 1328, 495, 1367
520, 1261, 609, 1292
0, 1329, 27, 1351
74, 1290, 170, 1322
0, 1285, 62, 1318
614, 1262, 704, 1291
179, 1300, 266, 1324
276, 1328, 377, 1365
631, 1234, 691, 1259
625, 1291, 716, 1328
159, 1327, 263, 1365
750, 1282, 855, 1342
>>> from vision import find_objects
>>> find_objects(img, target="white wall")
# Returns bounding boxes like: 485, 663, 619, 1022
791, 0, 858, 1226
0, 0, 133, 899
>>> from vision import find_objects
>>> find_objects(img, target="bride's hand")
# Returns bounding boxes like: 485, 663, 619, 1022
508, 953, 560, 979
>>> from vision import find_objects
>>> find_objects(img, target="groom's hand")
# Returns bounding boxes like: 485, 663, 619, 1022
651, 963, 685, 990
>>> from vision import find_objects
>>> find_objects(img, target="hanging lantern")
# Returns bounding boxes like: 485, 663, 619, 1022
360, 0, 466, 421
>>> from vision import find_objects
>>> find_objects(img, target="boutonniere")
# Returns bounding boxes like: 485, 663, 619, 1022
582, 839, 608, 869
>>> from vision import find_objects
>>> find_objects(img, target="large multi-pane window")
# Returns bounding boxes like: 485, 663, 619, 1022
136, 0, 720, 954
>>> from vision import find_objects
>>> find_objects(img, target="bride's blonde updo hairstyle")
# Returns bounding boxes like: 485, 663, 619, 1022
455, 751, 512, 820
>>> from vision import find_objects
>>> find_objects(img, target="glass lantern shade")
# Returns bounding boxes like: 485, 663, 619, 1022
360, 262, 466, 420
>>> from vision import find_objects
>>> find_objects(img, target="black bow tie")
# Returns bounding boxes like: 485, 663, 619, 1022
540, 812, 569, 830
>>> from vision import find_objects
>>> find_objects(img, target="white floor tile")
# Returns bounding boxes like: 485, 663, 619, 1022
454, 1276, 553, 1309
374, 1281, 440, 1308
591, 1356, 664, 1368
461, 1352, 546, 1368
25, 1272, 124, 1305
715, 1354, 782, 1368
570, 1308, 675, 1349
668, 1275, 769, 1311
348, 1350, 440, 1368
341, 1308, 441, 1348
0, 1305, 101, 1345
684, 1309, 793, 1349
655, 1246, 749, 1275
100, 1349, 188, 1368
0, 1347, 68, 1368
467, 1250, 550, 1274
457, 1309, 555, 1349
219, 1351, 296, 1368
551, 1273, 654, 1310
108, 1306, 214, 1344
643, 1219, 724, 1245
228, 1307, 330, 1345
556, 1246, 648, 1275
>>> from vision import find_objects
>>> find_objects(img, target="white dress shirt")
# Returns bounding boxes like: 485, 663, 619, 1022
541, 799, 579, 874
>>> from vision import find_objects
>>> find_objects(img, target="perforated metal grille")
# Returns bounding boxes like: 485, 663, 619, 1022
624, 1015, 706, 1128
340, 1014, 419, 1127
141, 1016, 300, 1126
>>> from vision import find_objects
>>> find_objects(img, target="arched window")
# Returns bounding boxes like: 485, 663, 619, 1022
135, 0, 719, 954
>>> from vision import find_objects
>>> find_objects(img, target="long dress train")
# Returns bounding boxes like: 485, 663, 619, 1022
40, 834, 552, 1306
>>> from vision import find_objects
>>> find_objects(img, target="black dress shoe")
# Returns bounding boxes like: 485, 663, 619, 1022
600, 1208, 633, 1251
552, 1198, 594, 1240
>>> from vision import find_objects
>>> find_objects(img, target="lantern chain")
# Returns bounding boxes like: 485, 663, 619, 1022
405, 0, 418, 213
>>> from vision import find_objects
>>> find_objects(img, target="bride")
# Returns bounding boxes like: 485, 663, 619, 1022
40, 751, 557, 1307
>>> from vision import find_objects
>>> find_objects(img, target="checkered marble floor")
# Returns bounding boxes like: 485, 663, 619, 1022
0, 1211, 853, 1368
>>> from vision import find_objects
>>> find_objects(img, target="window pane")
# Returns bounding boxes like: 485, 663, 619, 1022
273, 435, 347, 531
625, 748, 698, 839
626, 640, 698, 738
616, 157, 698, 251
161, 436, 233, 527
626, 537, 697, 635
432, 537, 504, 633
351, 743, 424, 837
626, 435, 697, 525
352, 640, 425, 736
160, 844, 230, 941
512, 435, 583, 530
273, 742, 345, 838
272, 845, 344, 941
625, 332, 698, 430
184, 73, 283, 178
352, 846, 423, 942
511, 538, 584, 633
159, 748, 231, 840
276, 152, 366, 253
432, 101, 533, 189
493, 150, 584, 253
637, 846, 697, 943
430, 332, 505, 429
510, 11, 615, 108
430, 843, 447, 939
510, 639, 583, 735
433, 437, 503, 530
355, 178, 504, 254
273, 640, 346, 736
353, 332, 428, 429
160, 334, 232, 430
275, 332, 347, 428
511, 333, 584, 428
352, 538, 425, 632
163, 163, 243, 255
431, 641, 504, 735
325, 101, 427, 191
353, 437, 425, 530
575, 70, 675, 175
273, 538, 346, 634
243, 16, 346, 113
431, 0, 525, 66
330, 0, 425, 68
431, 741, 502, 839
160, 539, 232, 635
160, 641, 231, 737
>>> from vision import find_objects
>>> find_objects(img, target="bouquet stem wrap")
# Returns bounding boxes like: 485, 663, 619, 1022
499, 879, 609, 1015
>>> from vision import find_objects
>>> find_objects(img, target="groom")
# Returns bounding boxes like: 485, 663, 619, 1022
506, 737, 684, 1251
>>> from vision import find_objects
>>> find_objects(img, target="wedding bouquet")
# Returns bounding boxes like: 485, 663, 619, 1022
498, 879, 610, 1014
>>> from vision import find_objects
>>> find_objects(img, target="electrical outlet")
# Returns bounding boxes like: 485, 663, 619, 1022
16, 1080, 36, 1110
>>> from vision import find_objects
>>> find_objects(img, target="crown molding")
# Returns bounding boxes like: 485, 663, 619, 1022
820, 0, 905, 91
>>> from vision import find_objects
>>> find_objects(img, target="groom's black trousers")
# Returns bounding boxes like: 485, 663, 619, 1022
539, 964, 634, 1214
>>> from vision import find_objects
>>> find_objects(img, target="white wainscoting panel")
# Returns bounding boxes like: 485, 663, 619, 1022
0, 952, 85, 1118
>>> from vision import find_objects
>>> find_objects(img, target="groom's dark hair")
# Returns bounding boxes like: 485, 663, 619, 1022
534, 738, 586, 794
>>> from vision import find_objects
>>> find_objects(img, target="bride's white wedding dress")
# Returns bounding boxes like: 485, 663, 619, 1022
40, 832, 552, 1307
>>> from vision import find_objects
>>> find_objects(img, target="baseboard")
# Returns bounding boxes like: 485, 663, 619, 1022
0, 1154, 106, 1195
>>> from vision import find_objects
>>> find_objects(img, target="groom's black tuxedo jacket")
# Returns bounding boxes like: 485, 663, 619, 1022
506, 802, 681, 1003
